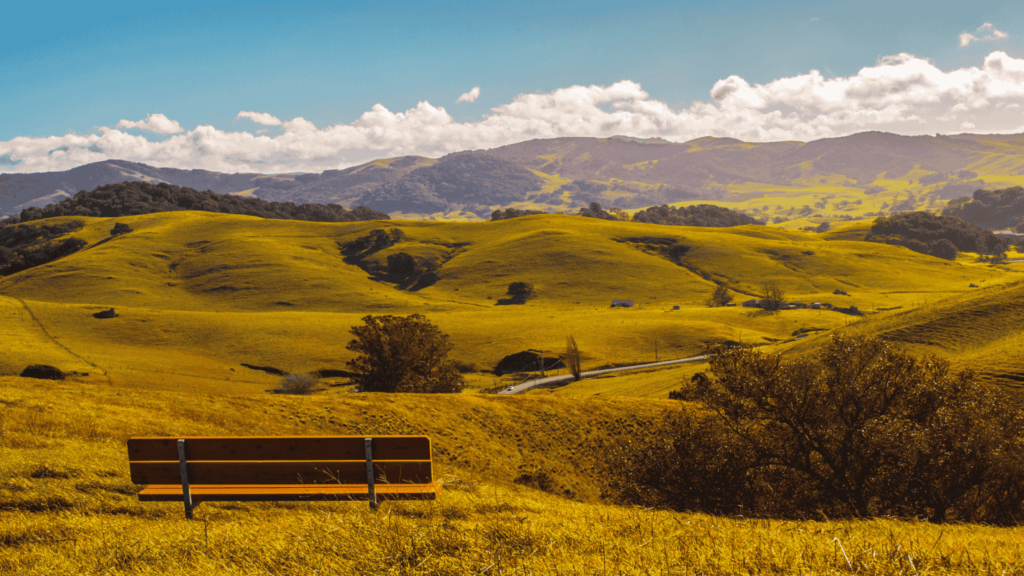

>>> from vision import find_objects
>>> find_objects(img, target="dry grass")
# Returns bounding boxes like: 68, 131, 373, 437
1, 376, 1023, 575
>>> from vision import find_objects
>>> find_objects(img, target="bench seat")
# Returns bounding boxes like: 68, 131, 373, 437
127, 435, 440, 517
138, 482, 442, 502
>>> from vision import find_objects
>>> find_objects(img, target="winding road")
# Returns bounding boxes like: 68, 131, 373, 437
496, 355, 708, 395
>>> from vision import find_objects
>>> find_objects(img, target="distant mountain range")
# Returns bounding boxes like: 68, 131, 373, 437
3, 131, 1024, 220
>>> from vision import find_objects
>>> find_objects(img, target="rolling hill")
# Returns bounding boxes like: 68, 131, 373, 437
1, 211, 1021, 396
4, 132, 1024, 222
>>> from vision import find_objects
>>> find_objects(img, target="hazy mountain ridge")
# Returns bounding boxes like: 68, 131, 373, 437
3, 131, 1024, 221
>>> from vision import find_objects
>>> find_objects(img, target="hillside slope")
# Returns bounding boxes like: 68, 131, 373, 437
1, 211, 1020, 395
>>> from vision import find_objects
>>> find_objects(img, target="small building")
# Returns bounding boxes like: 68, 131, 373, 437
741, 299, 761, 308
811, 302, 822, 310
611, 299, 634, 308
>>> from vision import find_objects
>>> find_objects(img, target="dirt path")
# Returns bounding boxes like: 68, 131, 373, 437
496, 355, 708, 395
13, 298, 113, 384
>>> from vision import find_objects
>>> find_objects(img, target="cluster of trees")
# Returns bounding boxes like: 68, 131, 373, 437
490, 207, 547, 220
942, 186, 1024, 231
866, 211, 1007, 260
606, 335, 1024, 524
19, 181, 389, 223
0, 220, 87, 276
632, 204, 762, 227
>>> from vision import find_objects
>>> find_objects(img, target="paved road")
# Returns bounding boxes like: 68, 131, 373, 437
496, 355, 708, 395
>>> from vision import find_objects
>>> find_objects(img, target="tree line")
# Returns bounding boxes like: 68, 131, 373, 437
491, 202, 762, 227
0, 220, 87, 276
866, 211, 1009, 260
17, 181, 390, 223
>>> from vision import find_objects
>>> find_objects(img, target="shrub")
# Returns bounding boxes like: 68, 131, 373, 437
606, 335, 1024, 523
20, 365, 65, 380
275, 373, 320, 395
452, 359, 479, 373
346, 314, 465, 393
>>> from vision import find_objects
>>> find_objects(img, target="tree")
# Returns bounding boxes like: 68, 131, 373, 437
706, 285, 733, 307
345, 314, 465, 393
506, 282, 534, 304
760, 281, 786, 311
565, 335, 582, 381
110, 222, 131, 236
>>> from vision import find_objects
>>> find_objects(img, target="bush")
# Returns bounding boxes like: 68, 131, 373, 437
605, 335, 1024, 523
20, 365, 65, 380
275, 373, 320, 395
346, 314, 465, 393
452, 359, 479, 373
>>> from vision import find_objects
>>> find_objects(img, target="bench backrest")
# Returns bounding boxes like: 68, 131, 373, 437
127, 436, 434, 485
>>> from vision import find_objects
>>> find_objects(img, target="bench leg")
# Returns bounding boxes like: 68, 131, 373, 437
365, 437, 377, 510
178, 439, 194, 519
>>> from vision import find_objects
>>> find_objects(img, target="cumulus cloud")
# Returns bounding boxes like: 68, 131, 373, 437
457, 87, 481, 103
236, 111, 283, 126
960, 23, 1009, 47
115, 113, 185, 134
5, 51, 1024, 174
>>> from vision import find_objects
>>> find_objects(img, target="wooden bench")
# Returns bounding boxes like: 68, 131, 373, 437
127, 435, 441, 518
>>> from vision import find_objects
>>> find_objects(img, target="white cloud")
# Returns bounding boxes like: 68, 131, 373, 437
5, 51, 1024, 174
960, 23, 1009, 47
457, 87, 481, 103
115, 113, 184, 134
236, 111, 283, 126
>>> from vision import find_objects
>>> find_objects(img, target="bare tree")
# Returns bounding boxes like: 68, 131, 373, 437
706, 285, 733, 307
565, 335, 582, 381
761, 281, 786, 312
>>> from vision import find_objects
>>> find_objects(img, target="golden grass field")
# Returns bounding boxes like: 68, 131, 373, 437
3, 211, 1024, 573
3, 376, 1024, 575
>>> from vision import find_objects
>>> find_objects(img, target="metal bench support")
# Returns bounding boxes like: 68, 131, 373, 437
178, 439, 194, 519
365, 437, 377, 510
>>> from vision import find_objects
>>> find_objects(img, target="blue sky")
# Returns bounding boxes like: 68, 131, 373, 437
2, 0, 1023, 173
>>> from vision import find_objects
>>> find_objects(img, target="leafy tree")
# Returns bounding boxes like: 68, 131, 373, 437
345, 314, 465, 393
506, 282, 534, 304
706, 285, 733, 307
110, 222, 131, 236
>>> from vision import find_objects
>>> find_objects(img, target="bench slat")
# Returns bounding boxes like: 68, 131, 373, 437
137, 483, 441, 502
130, 460, 432, 485
128, 436, 431, 462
